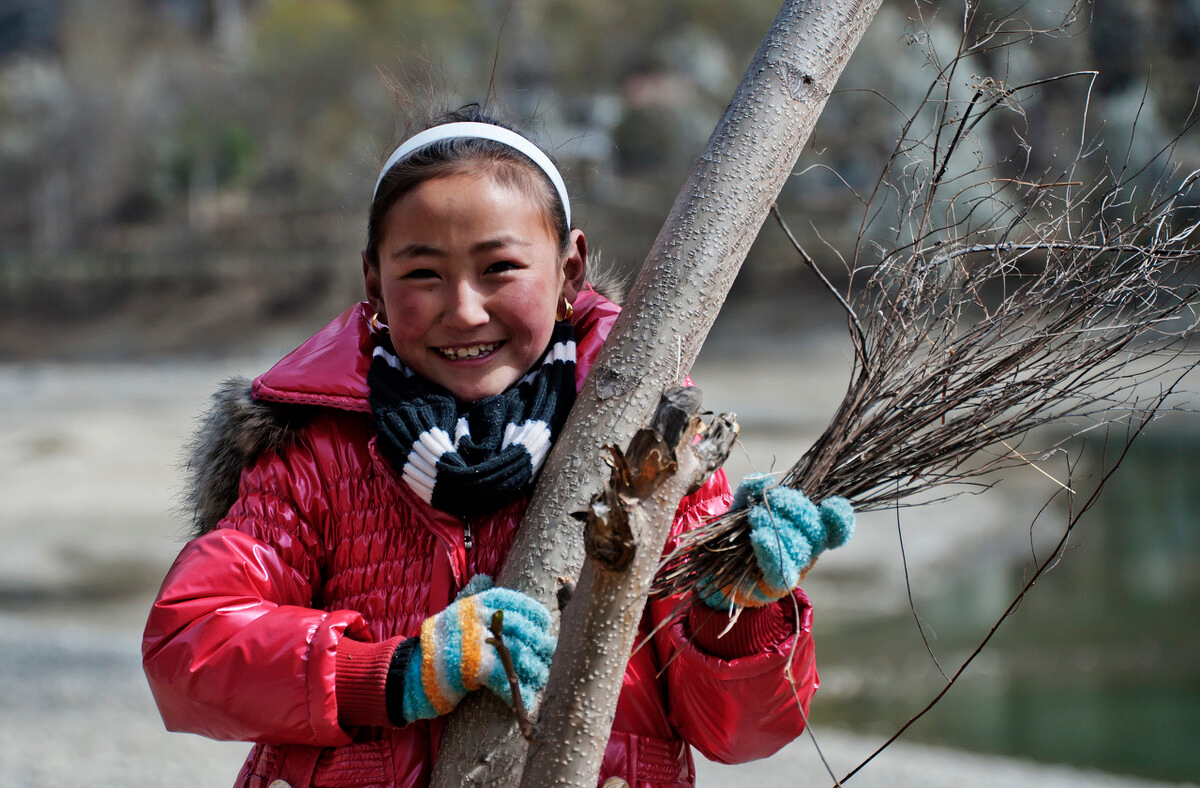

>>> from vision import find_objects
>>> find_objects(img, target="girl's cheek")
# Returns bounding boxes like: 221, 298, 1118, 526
384, 287, 432, 322
515, 272, 563, 313
509, 287, 559, 337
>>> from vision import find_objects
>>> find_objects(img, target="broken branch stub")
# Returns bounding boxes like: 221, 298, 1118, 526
577, 387, 700, 573
689, 414, 740, 494
575, 387, 739, 576
577, 468, 636, 572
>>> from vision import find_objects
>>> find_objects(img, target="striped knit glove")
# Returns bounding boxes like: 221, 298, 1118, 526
385, 575, 556, 726
700, 474, 855, 610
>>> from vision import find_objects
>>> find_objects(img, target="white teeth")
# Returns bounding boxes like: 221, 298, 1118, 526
441, 343, 498, 360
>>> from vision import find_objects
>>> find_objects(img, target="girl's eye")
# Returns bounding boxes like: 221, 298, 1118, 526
402, 268, 439, 280
486, 260, 519, 274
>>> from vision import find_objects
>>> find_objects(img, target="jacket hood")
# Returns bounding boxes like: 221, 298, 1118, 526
184, 285, 621, 536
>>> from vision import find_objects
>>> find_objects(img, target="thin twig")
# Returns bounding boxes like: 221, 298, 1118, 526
896, 496, 948, 681
487, 610, 537, 742
771, 204, 868, 360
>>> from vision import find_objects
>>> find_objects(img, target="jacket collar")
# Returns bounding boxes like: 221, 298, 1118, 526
252, 288, 621, 412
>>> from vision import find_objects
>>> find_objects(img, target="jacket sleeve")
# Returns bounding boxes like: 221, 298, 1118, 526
142, 439, 369, 747
650, 469, 820, 764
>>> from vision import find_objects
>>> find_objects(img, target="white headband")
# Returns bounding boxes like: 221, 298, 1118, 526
372, 121, 571, 227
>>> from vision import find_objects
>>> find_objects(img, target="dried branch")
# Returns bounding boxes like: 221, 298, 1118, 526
654, 0, 1200, 608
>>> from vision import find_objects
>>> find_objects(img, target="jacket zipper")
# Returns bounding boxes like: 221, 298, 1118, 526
461, 517, 473, 550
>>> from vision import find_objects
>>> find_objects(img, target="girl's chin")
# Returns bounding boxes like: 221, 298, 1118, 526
437, 369, 520, 402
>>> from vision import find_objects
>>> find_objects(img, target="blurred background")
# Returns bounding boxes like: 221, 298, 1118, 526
1, 1, 1198, 786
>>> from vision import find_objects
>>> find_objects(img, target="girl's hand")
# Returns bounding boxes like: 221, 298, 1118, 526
388, 576, 556, 724
700, 474, 855, 610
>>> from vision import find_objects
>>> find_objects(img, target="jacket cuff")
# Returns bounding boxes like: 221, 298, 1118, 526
336, 635, 404, 729
687, 599, 795, 660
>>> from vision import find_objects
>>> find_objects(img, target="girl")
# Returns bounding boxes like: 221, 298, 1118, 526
143, 106, 824, 788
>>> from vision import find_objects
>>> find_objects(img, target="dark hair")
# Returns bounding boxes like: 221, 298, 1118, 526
364, 105, 570, 268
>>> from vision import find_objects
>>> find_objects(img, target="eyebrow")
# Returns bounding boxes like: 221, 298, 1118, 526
473, 236, 533, 253
392, 235, 534, 260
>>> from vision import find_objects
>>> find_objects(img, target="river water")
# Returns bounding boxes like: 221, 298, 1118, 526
809, 424, 1200, 783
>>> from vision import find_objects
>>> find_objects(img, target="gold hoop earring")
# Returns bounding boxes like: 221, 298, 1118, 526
370, 312, 389, 333
555, 296, 574, 322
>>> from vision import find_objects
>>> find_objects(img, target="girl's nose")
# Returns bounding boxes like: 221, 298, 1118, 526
443, 281, 489, 329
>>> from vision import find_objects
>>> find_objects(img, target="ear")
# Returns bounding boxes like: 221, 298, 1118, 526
362, 251, 385, 321
561, 229, 588, 301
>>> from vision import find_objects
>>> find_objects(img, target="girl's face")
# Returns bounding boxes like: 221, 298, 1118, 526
365, 172, 585, 403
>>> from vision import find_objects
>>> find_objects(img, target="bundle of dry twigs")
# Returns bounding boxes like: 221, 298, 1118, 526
655, 29, 1200, 602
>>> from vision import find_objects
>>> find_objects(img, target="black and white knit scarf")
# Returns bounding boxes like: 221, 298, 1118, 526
368, 322, 577, 517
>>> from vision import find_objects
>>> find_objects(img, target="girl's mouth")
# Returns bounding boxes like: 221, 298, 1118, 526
437, 341, 501, 360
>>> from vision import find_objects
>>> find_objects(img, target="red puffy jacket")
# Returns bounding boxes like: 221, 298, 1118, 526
143, 288, 819, 788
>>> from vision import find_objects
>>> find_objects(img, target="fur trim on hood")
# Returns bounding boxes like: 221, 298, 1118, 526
183, 377, 307, 538
584, 260, 627, 306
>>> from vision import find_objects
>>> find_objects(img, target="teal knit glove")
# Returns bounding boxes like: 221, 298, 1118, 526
389, 575, 556, 724
700, 474, 855, 609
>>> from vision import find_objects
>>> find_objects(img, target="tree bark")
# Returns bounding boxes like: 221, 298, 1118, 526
519, 389, 739, 788
429, 2, 884, 787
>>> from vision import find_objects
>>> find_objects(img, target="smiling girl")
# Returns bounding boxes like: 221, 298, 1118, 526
142, 106, 828, 788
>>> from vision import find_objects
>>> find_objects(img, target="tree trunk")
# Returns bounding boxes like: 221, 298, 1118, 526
519, 389, 739, 788
429, 2, 884, 787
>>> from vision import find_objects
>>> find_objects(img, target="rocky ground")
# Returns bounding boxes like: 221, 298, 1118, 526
1, 318, 1195, 787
